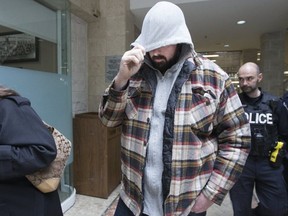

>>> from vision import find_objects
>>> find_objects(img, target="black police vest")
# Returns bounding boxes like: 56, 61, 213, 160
239, 92, 279, 157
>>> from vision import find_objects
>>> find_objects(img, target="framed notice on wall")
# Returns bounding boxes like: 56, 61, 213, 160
0, 31, 39, 64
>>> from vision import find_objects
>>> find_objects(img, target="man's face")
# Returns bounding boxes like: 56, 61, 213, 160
148, 45, 178, 73
238, 68, 262, 94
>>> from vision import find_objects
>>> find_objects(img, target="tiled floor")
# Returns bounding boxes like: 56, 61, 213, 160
64, 185, 120, 216
64, 184, 235, 216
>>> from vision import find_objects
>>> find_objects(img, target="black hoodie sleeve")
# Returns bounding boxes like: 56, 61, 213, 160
0, 96, 57, 180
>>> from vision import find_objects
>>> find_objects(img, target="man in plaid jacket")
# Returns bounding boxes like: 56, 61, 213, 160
99, 2, 250, 216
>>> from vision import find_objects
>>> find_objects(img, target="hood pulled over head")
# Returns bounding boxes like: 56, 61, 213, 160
131, 1, 194, 53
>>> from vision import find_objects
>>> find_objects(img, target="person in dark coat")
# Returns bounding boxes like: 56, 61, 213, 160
276, 91, 288, 216
0, 86, 63, 216
277, 91, 288, 143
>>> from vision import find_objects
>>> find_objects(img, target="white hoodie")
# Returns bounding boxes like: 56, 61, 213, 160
131, 1, 195, 53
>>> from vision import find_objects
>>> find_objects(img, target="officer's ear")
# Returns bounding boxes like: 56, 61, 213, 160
257, 73, 263, 82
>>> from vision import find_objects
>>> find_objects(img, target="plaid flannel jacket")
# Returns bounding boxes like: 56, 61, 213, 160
99, 55, 250, 216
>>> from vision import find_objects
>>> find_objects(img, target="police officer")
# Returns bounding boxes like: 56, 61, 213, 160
230, 62, 288, 216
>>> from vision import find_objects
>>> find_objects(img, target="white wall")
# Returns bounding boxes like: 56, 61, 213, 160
71, 14, 88, 115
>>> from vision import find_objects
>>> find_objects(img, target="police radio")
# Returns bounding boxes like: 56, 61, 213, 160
253, 128, 265, 156
269, 141, 286, 168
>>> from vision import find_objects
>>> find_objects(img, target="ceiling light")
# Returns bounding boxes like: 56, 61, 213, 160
224, 44, 229, 48
203, 54, 219, 58
232, 81, 239, 84
284, 71, 288, 75
237, 20, 246, 25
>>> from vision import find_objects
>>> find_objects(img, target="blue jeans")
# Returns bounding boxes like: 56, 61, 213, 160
230, 156, 288, 216
114, 197, 206, 216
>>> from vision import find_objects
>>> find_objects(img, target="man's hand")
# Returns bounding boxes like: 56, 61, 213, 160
191, 193, 214, 213
114, 45, 145, 90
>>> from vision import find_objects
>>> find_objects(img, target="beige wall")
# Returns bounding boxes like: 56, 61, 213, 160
260, 30, 287, 96
70, 0, 134, 112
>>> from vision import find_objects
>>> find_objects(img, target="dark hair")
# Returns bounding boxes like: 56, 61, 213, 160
0, 86, 20, 98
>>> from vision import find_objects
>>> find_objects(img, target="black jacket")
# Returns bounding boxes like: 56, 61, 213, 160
0, 96, 63, 216
239, 91, 279, 156
277, 92, 288, 142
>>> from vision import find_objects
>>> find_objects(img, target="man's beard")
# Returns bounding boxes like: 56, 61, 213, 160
151, 56, 171, 73
150, 45, 181, 74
